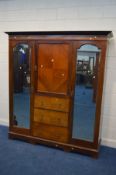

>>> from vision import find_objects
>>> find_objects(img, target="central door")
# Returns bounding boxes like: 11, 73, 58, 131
37, 43, 70, 94
32, 42, 72, 143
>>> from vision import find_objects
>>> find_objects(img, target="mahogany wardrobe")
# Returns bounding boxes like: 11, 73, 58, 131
6, 31, 112, 157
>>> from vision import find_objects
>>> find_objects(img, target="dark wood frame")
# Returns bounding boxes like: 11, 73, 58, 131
7, 31, 112, 158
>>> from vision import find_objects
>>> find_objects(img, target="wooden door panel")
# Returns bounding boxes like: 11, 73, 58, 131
37, 43, 70, 94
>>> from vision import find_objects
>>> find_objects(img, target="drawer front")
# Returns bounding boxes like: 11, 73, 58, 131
34, 95, 70, 112
34, 109, 68, 127
32, 123, 68, 143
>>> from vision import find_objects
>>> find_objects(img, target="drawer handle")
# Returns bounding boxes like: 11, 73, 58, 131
40, 65, 44, 68
51, 59, 54, 62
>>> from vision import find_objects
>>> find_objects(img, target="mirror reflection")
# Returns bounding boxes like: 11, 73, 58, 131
72, 44, 101, 141
13, 44, 30, 128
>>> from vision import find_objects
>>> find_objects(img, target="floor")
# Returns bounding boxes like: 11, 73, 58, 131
0, 125, 116, 175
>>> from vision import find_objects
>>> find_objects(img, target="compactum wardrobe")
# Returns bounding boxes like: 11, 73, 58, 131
7, 31, 112, 157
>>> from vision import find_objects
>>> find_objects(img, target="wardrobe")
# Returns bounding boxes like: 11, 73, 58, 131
7, 31, 112, 157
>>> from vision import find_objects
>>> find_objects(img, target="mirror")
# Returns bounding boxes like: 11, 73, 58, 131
72, 44, 101, 141
13, 44, 31, 128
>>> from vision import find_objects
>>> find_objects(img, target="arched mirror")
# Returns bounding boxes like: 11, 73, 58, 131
72, 44, 101, 142
13, 43, 31, 129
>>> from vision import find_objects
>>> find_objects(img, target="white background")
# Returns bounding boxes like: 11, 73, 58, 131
0, 0, 116, 148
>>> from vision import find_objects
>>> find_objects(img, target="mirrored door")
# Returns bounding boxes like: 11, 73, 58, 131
12, 43, 31, 129
72, 44, 101, 142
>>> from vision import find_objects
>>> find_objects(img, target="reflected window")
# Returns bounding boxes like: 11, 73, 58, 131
13, 44, 31, 128
72, 44, 101, 141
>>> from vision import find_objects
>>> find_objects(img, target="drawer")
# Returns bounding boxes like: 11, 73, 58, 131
34, 108, 68, 127
34, 95, 70, 112
32, 123, 68, 143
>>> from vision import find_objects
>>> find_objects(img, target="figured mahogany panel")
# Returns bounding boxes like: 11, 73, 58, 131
37, 43, 70, 94
34, 108, 68, 127
34, 95, 70, 112
32, 122, 68, 143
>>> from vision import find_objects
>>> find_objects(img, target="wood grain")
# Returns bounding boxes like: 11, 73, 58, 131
34, 108, 68, 127
34, 95, 70, 112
